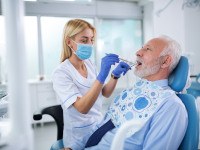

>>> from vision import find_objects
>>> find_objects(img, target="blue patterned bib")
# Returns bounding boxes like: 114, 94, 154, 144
107, 79, 174, 136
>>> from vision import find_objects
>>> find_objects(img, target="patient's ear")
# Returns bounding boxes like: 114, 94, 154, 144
161, 55, 172, 68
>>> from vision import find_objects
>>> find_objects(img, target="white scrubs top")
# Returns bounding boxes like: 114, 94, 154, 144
52, 59, 104, 150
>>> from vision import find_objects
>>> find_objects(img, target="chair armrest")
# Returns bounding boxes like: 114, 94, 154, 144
33, 108, 44, 121
33, 105, 62, 120
33, 106, 53, 121
111, 120, 142, 150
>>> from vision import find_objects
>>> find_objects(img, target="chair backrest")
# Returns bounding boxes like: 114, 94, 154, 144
33, 105, 63, 140
168, 56, 199, 150
45, 105, 64, 140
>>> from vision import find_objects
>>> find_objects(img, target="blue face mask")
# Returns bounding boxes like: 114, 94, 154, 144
71, 40, 93, 60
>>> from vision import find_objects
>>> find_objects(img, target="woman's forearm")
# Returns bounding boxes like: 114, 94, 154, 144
102, 77, 118, 98
73, 80, 104, 114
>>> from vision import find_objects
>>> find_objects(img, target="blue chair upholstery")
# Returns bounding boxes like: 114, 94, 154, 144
168, 56, 189, 92
50, 139, 64, 150
178, 94, 199, 150
168, 56, 199, 150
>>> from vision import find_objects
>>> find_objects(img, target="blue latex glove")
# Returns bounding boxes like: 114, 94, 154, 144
97, 54, 119, 84
112, 61, 131, 78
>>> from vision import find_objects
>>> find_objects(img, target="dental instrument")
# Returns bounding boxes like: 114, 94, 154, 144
105, 53, 136, 67
118, 57, 137, 67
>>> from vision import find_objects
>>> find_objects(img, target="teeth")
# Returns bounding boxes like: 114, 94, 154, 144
136, 61, 142, 65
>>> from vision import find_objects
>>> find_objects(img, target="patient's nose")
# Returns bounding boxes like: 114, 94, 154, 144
136, 49, 143, 57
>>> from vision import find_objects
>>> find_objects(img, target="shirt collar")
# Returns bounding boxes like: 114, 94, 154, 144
152, 79, 168, 88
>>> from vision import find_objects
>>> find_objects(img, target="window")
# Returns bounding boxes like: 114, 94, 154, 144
0, 16, 38, 82
41, 17, 69, 79
0, 17, 142, 84
1, 1, 143, 83
0, 16, 6, 83
96, 19, 142, 64
24, 16, 39, 80
96, 19, 142, 88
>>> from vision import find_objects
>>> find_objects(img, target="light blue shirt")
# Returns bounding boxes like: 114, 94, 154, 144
85, 79, 188, 150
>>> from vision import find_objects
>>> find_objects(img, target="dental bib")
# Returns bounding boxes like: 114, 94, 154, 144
107, 79, 174, 137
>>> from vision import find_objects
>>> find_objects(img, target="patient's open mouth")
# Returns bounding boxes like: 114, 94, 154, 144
137, 61, 142, 66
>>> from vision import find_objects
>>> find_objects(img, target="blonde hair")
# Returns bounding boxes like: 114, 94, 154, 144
60, 19, 96, 62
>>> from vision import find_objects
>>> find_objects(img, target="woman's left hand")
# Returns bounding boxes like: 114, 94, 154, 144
112, 62, 131, 78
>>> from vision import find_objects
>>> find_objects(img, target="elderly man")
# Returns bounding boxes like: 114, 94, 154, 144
85, 35, 188, 150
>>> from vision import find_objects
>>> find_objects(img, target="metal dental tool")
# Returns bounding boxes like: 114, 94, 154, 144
119, 57, 137, 67
105, 53, 136, 67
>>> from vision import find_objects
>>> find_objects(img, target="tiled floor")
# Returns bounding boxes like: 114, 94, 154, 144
33, 122, 57, 150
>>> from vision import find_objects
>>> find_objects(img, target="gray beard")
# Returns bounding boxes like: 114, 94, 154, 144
134, 63, 161, 78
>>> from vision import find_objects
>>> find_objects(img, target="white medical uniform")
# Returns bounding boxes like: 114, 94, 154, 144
52, 59, 104, 150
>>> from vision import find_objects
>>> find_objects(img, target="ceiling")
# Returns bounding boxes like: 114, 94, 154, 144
95, 0, 151, 5
97, 0, 139, 1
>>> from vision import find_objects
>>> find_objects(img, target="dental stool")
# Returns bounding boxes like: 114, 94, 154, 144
33, 105, 64, 150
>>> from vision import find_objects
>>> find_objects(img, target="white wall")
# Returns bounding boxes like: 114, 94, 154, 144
143, 2, 154, 43
153, 0, 185, 49
184, 7, 200, 75
143, 0, 200, 75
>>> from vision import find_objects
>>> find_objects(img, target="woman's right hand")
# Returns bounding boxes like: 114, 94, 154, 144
97, 53, 119, 84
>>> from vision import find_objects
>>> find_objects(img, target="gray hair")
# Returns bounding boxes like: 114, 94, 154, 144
159, 35, 182, 73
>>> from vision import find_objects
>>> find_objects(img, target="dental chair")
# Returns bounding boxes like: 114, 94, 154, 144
111, 56, 199, 150
33, 56, 199, 150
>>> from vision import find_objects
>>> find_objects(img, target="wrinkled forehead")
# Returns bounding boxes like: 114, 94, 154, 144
146, 38, 168, 53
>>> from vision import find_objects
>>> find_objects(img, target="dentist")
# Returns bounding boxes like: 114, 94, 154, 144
52, 19, 130, 150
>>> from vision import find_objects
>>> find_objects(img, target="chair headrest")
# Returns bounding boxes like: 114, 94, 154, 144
168, 56, 189, 92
